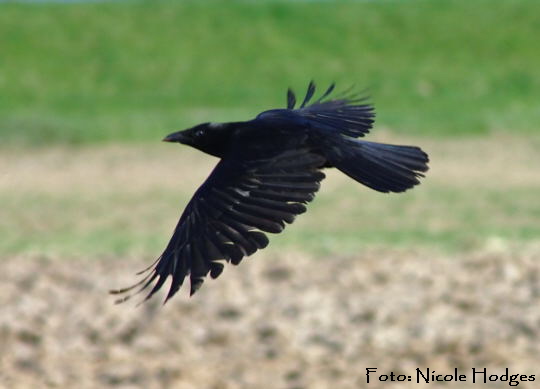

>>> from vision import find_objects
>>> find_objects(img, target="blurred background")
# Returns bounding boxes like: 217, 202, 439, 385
1, 0, 539, 388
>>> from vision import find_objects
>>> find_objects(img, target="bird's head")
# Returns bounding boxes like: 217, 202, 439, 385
163, 122, 230, 157
163, 123, 212, 145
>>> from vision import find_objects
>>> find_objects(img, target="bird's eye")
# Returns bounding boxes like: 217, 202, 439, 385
195, 129, 204, 137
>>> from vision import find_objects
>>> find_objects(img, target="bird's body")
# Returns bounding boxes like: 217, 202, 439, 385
112, 82, 429, 303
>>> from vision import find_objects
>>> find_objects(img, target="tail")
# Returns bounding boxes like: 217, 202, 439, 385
324, 137, 429, 193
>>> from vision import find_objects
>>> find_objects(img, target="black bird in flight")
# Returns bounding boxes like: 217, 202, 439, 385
111, 82, 429, 303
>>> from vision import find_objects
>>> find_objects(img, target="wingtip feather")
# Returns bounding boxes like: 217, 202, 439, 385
287, 88, 296, 109
300, 80, 316, 108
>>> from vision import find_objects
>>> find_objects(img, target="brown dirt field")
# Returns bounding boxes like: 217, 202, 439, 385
1, 245, 540, 389
2, 133, 539, 196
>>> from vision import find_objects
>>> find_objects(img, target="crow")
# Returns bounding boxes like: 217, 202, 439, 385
111, 82, 429, 304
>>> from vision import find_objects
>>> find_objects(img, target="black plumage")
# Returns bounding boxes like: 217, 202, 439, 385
111, 82, 429, 303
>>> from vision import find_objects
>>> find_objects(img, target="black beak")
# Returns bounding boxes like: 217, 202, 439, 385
162, 131, 187, 143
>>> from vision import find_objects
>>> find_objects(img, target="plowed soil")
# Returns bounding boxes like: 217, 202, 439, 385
2, 245, 539, 388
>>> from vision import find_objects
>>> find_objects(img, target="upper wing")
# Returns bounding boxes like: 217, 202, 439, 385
287, 81, 375, 138
111, 148, 325, 303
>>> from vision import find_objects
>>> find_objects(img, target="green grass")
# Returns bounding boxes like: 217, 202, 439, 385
282, 186, 540, 254
1, 0, 540, 145
2, 181, 538, 257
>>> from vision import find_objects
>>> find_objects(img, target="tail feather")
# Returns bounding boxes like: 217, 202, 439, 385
325, 138, 429, 193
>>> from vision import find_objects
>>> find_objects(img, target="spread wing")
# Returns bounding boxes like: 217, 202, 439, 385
111, 148, 325, 303
287, 81, 375, 138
